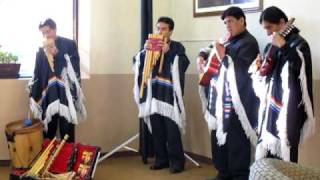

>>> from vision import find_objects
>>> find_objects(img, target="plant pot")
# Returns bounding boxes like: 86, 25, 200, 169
0, 63, 21, 78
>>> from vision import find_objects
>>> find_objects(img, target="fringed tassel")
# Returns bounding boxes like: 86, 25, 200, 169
133, 53, 141, 105
143, 116, 152, 133
215, 63, 227, 146
255, 120, 282, 160
255, 109, 281, 160
199, 79, 217, 132
255, 143, 267, 161
61, 69, 78, 125
204, 110, 217, 132
248, 58, 268, 99
226, 55, 258, 146
277, 62, 291, 161
171, 56, 186, 133
139, 99, 179, 128
138, 79, 153, 133
198, 86, 208, 114
135, 55, 186, 134
64, 54, 87, 120
255, 79, 282, 160
133, 54, 154, 133
263, 129, 282, 158
29, 98, 43, 120
250, 73, 268, 99
27, 76, 37, 93
151, 100, 176, 120
296, 48, 316, 144
28, 77, 43, 120
43, 100, 71, 131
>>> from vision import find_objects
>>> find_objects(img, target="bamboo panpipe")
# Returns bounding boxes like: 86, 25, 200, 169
46, 53, 55, 72
28, 140, 55, 176
158, 37, 168, 73
140, 34, 164, 98
40, 134, 69, 177
42, 38, 55, 72
25, 137, 57, 177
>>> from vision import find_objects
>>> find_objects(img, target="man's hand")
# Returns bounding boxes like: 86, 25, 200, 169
43, 38, 58, 57
215, 42, 226, 61
249, 54, 262, 73
158, 41, 170, 54
46, 45, 58, 57
144, 40, 151, 50
197, 56, 207, 73
255, 54, 262, 68
144, 40, 169, 54
272, 32, 286, 48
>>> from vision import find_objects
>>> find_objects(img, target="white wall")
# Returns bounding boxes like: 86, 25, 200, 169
153, 0, 171, 24
90, 0, 140, 74
78, 0, 91, 77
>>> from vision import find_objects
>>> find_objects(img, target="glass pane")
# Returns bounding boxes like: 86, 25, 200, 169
0, 0, 73, 77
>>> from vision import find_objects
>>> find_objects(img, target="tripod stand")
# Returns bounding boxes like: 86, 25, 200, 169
97, 133, 200, 167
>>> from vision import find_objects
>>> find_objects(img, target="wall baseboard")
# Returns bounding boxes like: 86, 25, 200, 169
0, 160, 10, 166
99, 150, 139, 159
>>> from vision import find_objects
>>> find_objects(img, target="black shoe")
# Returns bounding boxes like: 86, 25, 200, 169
150, 163, 169, 170
169, 167, 184, 174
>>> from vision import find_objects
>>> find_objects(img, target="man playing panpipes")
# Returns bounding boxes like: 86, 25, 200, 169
133, 17, 189, 173
28, 18, 86, 143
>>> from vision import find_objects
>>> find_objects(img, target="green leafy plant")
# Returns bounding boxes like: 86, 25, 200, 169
0, 51, 19, 64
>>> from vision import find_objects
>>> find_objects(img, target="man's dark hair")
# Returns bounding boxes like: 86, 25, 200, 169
39, 18, 56, 30
221, 6, 246, 26
157, 16, 174, 31
259, 6, 288, 24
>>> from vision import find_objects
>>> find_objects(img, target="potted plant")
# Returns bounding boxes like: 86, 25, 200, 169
0, 49, 20, 78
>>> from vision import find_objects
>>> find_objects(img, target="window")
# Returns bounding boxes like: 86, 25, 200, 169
0, 0, 75, 77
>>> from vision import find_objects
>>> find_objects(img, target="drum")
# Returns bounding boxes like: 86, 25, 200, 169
5, 119, 43, 169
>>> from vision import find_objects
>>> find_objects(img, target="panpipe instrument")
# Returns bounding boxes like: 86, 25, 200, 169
40, 134, 69, 178
199, 34, 231, 86
158, 37, 168, 73
140, 34, 165, 98
24, 134, 69, 178
25, 137, 57, 177
42, 38, 56, 72
256, 18, 295, 76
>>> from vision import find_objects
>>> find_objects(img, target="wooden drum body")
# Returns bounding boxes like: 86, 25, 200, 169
5, 119, 43, 169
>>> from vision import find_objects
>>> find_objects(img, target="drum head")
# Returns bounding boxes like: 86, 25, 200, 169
5, 119, 43, 136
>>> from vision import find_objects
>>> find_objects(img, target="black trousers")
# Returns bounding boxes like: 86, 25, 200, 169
139, 118, 154, 164
211, 115, 251, 180
44, 114, 75, 142
150, 114, 185, 170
